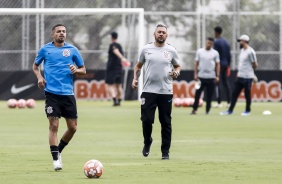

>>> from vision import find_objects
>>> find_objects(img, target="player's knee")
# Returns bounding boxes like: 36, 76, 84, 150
141, 116, 154, 125
68, 125, 77, 134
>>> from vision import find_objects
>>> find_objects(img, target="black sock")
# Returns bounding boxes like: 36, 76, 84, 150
50, 145, 59, 160
58, 139, 68, 153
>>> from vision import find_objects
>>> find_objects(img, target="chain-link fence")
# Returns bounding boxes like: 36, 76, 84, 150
0, 0, 281, 70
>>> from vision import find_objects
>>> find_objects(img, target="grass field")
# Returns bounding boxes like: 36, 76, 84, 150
0, 100, 282, 184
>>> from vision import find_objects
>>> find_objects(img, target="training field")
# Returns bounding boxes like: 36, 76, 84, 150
0, 100, 281, 184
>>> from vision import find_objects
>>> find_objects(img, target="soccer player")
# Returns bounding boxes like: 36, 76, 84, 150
220, 35, 258, 116
105, 32, 129, 106
132, 24, 181, 160
213, 26, 232, 108
191, 37, 220, 115
32, 24, 86, 171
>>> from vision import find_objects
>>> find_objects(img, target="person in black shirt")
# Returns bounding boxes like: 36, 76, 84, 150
106, 32, 129, 106
213, 26, 232, 108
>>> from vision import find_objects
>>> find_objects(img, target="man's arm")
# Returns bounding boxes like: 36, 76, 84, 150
252, 62, 258, 70
113, 46, 129, 65
69, 65, 86, 75
169, 64, 181, 79
32, 63, 46, 89
132, 62, 143, 89
215, 62, 220, 82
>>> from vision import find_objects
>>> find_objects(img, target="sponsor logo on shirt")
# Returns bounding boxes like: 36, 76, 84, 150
62, 49, 70, 57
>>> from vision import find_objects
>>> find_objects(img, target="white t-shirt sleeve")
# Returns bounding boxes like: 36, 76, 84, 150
138, 48, 146, 64
215, 51, 220, 63
250, 49, 257, 63
171, 49, 180, 66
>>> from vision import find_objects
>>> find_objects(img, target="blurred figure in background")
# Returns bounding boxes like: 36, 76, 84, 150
191, 37, 220, 115
213, 26, 232, 108
105, 32, 130, 106
220, 35, 258, 116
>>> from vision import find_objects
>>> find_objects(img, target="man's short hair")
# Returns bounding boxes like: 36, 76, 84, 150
111, 32, 118, 39
156, 24, 167, 29
52, 24, 65, 31
214, 26, 223, 34
207, 37, 214, 42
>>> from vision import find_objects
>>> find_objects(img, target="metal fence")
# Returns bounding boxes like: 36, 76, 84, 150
0, 0, 281, 70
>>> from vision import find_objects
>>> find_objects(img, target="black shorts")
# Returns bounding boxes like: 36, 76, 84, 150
45, 91, 77, 119
105, 71, 124, 84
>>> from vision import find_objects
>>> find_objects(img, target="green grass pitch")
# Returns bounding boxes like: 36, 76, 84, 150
0, 100, 282, 184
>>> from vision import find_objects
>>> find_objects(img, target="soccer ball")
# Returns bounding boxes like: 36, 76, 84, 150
7, 99, 17, 108
84, 160, 103, 178
17, 99, 26, 108
26, 99, 36, 108
173, 98, 182, 107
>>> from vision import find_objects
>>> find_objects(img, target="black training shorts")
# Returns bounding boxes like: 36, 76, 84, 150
45, 91, 77, 119
105, 70, 124, 84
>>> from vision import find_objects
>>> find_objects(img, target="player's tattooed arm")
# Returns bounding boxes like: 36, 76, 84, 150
132, 62, 143, 89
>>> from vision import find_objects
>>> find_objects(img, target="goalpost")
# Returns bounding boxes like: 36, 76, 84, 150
0, 8, 144, 100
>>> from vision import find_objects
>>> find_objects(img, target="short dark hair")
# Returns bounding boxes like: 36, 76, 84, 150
214, 26, 223, 34
207, 37, 214, 42
52, 24, 65, 31
111, 32, 118, 39
156, 23, 167, 29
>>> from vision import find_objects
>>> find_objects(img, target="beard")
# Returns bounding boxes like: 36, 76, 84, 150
56, 37, 65, 43
155, 36, 166, 44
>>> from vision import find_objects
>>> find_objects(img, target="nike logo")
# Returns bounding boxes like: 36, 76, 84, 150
11, 84, 35, 94
168, 99, 172, 102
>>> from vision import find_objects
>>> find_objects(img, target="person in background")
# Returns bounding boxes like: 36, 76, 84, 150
105, 32, 130, 106
191, 37, 220, 115
220, 34, 258, 116
213, 26, 232, 108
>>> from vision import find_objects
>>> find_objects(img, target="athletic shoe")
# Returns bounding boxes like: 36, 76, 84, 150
241, 111, 250, 116
142, 140, 153, 157
53, 160, 62, 171
190, 110, 197, 115
213, 103, 222, 108
58, 153, 63, 166
220, 110, 232, 115
162, 152, 170, 160
225, 103, 230, 108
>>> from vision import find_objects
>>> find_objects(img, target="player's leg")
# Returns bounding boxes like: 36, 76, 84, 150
105, 71, 117, 105
242, 78, 253, 115
157, 94, 173, 160
205, 79, 215, 114
221, 66, 231, 105
192, 78, 205, 114
228, 78, 244, 112
114, 72, 123, 106
44, 91, 62, 171
140, 92, 157, 157
59, 95, 78, 153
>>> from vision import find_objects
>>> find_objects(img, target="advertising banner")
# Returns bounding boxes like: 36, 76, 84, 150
0, 70, 281, 102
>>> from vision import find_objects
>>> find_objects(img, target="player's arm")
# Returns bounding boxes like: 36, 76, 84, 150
252, 61, 258, 70
33, 48, 46, 89
169, 64, 181, 79
32, 63, 46, 89
71, 48, 87, 75
215, 62, 220, 83
132, 62, 143, 89
113, 46, 130, 66
194, 61, 199, 81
